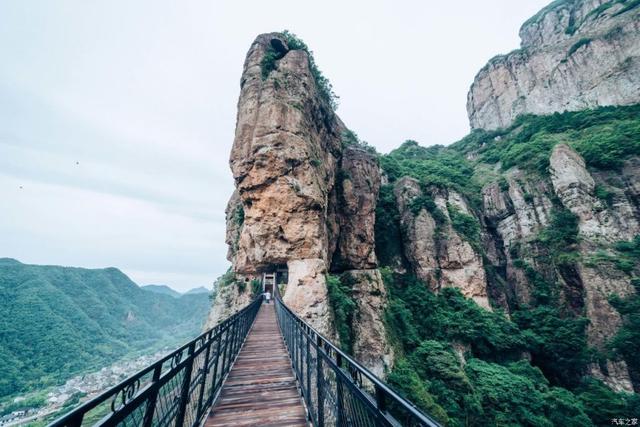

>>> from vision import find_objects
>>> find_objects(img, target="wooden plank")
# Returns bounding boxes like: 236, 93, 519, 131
205, 303, 308, 427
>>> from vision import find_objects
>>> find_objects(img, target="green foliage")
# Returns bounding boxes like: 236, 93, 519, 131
261, 45, 279, 80
380, 140, 482, 209
594, 184, 615, 206
570, 118, 640, 169
614, 235, 640, 260
382, 270, 611, 425
575, 378, 638, 425
387, 360, 450, 425
498, 176, 510, 191
466, 359, 593, 427
326, 273, 356, 353
538, 207, 580, 266
0, 393, 46, 416
589, 236, 640, 273
566, 38, 592, 57
614, 0, 640, 15
509, 258, 590, 387
447, 204, 481, 250
0, 261, 211, 398
383, 271, 526, 359
410, 341, 483, 425
237, 279, 246, 293
455, 105, 640, 174
233, 205, 244, 226
609, 276, 640, 386
341, 129, 377, 154
250, 279, 262, 297
281, 30, 339, 110
409, 195, 447, 224
512, 305, 590, 387
374, 186, 405, 267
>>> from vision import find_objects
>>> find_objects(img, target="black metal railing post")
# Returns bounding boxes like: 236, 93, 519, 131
316, 335, 325, 427
210, 327, 222, 396
174, 341, 196, 427
195, 331, 213, 422
305, 327, 311, 402
219, 326, 230, 379
336, 352, 344, 427
142, 364, 162, 427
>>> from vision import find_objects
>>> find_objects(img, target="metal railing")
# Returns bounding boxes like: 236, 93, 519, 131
49, 297, 262, 427
274, 286, 441, 427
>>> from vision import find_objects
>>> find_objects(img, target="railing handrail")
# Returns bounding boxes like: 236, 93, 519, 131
274, 283, 441, 427
48, 296, 262, 427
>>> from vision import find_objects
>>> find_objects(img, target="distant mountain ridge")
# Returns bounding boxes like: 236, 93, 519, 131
184, 286, 210, 295
0, 260, 211, 398
142, 284, 210, 297
141, 284, 182, 298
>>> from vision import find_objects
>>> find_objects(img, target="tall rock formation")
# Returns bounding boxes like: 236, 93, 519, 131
210, 33, 393, 376
467, 0, 640, 130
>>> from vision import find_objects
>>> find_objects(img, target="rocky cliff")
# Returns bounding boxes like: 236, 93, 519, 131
467, 0, 640, 130
379, 104, 640, 404
207, 10, 640, 423
209, 32, 392, 376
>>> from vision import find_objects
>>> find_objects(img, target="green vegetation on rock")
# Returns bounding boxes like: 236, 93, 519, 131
326, 273, 357, 353
380, 269, 638, 426
261, 30, 339, 110
374, 104, 640, 426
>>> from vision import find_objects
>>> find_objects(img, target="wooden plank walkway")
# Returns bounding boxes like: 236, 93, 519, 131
205, 303, 308, 427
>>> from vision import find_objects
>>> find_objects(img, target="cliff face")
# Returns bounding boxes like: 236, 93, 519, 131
467, 0, 640, 130
208, 8, 639, 411
211, 32, 393, 376
394, 177, 491, 309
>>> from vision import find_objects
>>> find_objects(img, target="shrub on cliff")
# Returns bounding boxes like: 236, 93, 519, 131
387, 359, 450, 425
609, 276, 640, 387
326, 273, 356, 353
281, 30, 339, 110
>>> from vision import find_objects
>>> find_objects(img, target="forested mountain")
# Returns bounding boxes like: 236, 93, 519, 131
184, 287, 210, 295
0, 259, 210, 397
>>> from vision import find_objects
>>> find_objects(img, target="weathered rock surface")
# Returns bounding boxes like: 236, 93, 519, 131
347, 269, 394, 377
210, 33, 392, 371
332, 146, 381, 271
224, 189, 243, 262
551, 144, 640, 242
394, 177, 491, 309
204, 276, 254, 330
282, 259, 333, 334
394, 177, 440, 283
230, 33, 344, 274
548, 144, 637, 391
467, 0, 640, 130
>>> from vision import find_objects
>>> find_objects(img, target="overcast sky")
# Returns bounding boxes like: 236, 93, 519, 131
0, 0, 549, 292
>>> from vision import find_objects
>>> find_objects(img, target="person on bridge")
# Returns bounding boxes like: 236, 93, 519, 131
264, 290, 271, 304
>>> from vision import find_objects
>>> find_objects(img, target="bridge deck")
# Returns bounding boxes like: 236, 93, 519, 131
205, 303, 308, 427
